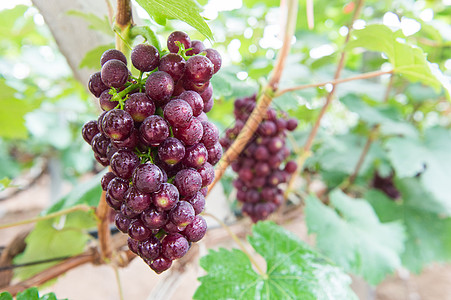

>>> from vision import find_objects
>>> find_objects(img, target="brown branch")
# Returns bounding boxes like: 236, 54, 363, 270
275, 69, 393, 97
96, 190, 112, 261
208, 0, 299, 193
284, 0, 366, 197
115, 0, 133, 54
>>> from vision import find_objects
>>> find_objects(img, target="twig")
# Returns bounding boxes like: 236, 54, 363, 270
115, 0, 133, 55
208, 0, 299, 193
284, 0, 366, 197
275, 69, 393, 97
112, 266, 124, 300
96, 190, 112, 261
203, 212, 266, 277
0, 205, 93, 230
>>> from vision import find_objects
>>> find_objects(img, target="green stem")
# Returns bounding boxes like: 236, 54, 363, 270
130, 26, 162, 53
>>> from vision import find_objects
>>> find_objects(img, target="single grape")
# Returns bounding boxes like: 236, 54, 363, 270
173, 117, 203, 146
97, 111, 108, 135
206, 142, 223, 165
105, 192, 122, 210
159, 53, 186, 82
200, 83, 213, 103
102, 109, 134, 141
139, 115, 170, 146
163, 99, 193, 128
257, 121, 277, 137
107, 177, 129, 201
203, 97, 214, 113
145, 71, 174, 107
186, 40, 205, 56
200, 187, 208, 197
124, 93, 155, 122
91, 133, 110, 157
141, 207, 169, 229
100, 49, 127, 66
182, 215, 207, 242
183, 143, 208, 169
82, 120, 100, 144
149, 256, 172, 274
286, 118, 298, 131
197, 112, 208, 122
169, 201, 195, 227
133, 163, 163, 194
115, 213, 131, 233
184, 55, 214, 84
88, 72, 108, 97
197, 162, 214, 187
101, 59, 129, 88
184, 192, 205, 215
158, 137, 186, 165
125, 186, 152, 213
255, 162, 270, 176
254, 145, 269, 161
138, 235, 161, 260
99, 90, 118, 111
284, 160, 297, 174
167, 31, 191, 53
152, 183, 179, 211
161, 233, 189, 260
131, 44, 160, 72
200, 121, 219, 148
178, 91, 204, 117
174, 168, 202, 197
101, 172, 116, 191
120, 202, 140, 218
128, 219, 152, 241
201, 48, 222, 73
110, 149, 140, 179
182, 80, 209, 93
164, 221, 185, 233
128, 237, 140, 254
113, 128, 139, 149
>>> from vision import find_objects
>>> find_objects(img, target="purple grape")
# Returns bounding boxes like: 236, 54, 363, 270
284, 160, 297, 174
120, 202, 140, 218
174, 168, 202, 197
169, 201, 195, 227
206, 142, 222, 165
101, 59, 129, 88
113, 128, 139, 149
101, 49, 127, 66
185, 192, 205, 215
200, 83, 213, 103
107, 177, 129, 201
82, 120, 100, 144
106, 143, 119, 161
164, 221, 185, 233
153, 183, 179, 211
245, 189, 260, 203
159, 53, 186, 82
128, 237, 140, 254
149, 256, 172, 274
141, 208, 169, 229
167, 31, 191, 53
197, 162, 214, 187
124, 93, 155, 122
186, 40, 205, 56
255, 162, 270, 176
139, 115, 170, 146
125, 186, 152, 213
178, 91, 204, 117
203, 97, 214, 113
173, 117, 203, 146
184, 56, 214, 84
133, 163, 163, 194
101, 172, 116, 191
105, 192, 122, 210
115, 213, 131, 233
97, 111, 108, 135
200, 121, 219, 148
200, 187, 208, 197
197, 112, 208, 122
172, 81, 185, 97
183, 143, 208, 168
88, 72, 108, 97
145, 71, 174, 107
110, 149, 140, 179
161, 233, 189, 260
138, 235, 161, 260
183, 79, 210, 93
131, 44, 160, 72
201, 48, 222, 73
158, 137, 186, 165
268, 137, 284, 153
102, 109, 134, 141
91, 133, 110, 157
163, 99, 193, 128
286, 118, 298, 131
128, 219, 152, 241
182, 215, 207, 242
99, 90, 118, 111
257, 121, 277, 137
254, 145, 269, 161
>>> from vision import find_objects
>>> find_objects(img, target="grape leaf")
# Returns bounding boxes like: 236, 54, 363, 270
79, 44, 114, 69
0, 80, 34, 139
0, 292, 13, 300
194, 221, 357, 300
135, 0, 213, 40
366, 186, 451, 273
66, 10, 113, 36
305, 189, 405, 285
346, 24, 450, 98
385, 127, 451, 213
1, 288, 63, 300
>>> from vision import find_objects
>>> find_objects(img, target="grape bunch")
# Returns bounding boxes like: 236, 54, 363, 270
220, 95, 298, 222
82, 31, 222, 273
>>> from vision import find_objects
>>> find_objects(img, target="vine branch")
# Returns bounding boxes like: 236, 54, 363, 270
96, 190, 112, 261
208, 0, 299, 193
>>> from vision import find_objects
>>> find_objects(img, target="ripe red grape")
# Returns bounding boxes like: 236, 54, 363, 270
101, 59, 129, 88
131, 44, 160, 72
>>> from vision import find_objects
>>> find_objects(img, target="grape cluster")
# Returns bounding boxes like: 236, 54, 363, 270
220, 95, 298, 222
82, 31, 222, 273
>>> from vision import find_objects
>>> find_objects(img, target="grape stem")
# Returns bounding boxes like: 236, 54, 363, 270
207, 0, 299, 194
283, 0, 366, 199
0, 204, 93, 229
130, 26, 162, 53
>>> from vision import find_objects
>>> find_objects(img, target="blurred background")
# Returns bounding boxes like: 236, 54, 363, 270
0, 0, 450, 299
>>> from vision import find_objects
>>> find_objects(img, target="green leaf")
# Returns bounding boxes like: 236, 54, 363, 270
0, 79, 34, 139
0, 177, 13, 191
347, 24, 450, 98
135, 0, 213, 40
194, 221, 357, 300
305, 190, 405, 285
385, 127, 451, 212
366, 186, 451, 273
79, 44, 114, 69
210, 72, 232, 98
0, 292, 13, 300
67, 10, 113, 36
17, 288, 39, 300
